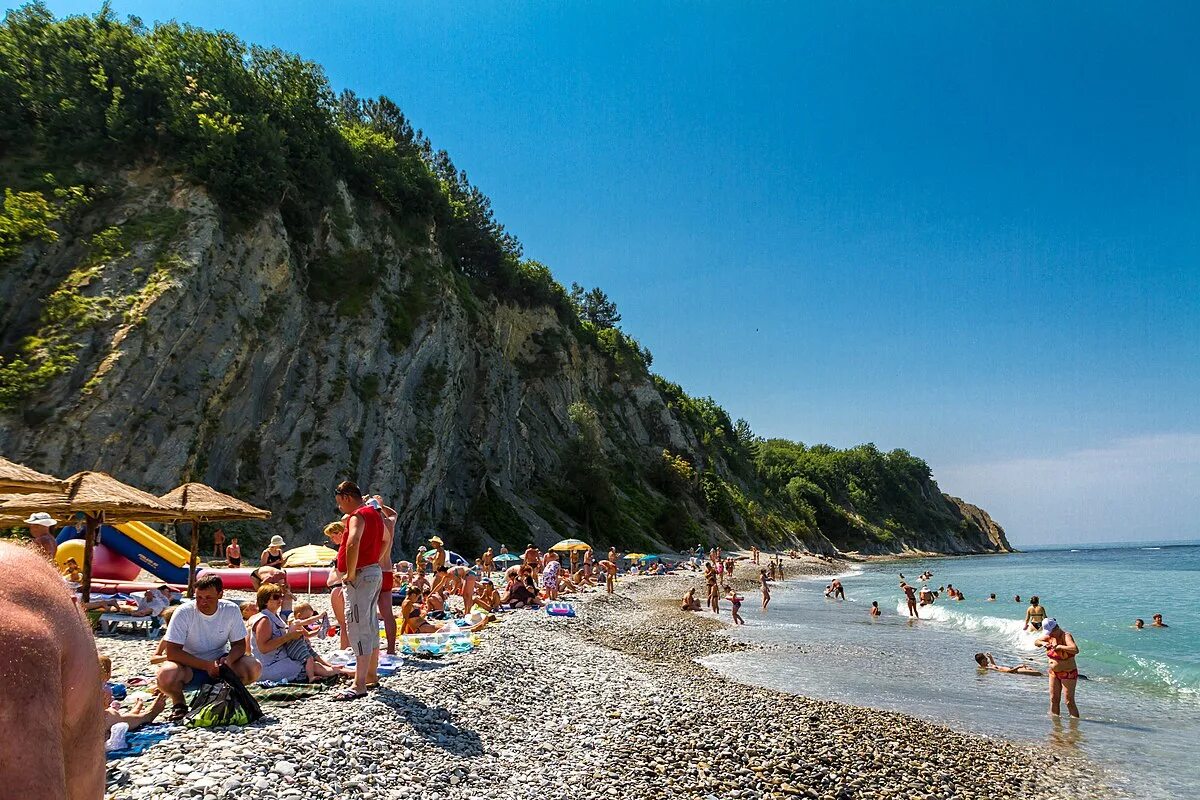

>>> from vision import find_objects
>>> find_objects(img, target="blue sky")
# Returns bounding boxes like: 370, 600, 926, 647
34, 1, 1200, 545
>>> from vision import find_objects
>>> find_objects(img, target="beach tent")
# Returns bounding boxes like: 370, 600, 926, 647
549, 538, 592, 552
159, 483, 271, 598
0, 455, 64, 494
0, 472, 179, 602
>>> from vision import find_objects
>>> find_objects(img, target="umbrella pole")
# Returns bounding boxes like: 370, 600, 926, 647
81, 512, 99, 604
188, 518, 200, 598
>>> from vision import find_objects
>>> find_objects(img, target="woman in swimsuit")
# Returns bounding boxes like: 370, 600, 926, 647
1024, 596, 1047, 631
759, 569, 771, 610
260, 535, 286, 568
1035, 618, 1080, 717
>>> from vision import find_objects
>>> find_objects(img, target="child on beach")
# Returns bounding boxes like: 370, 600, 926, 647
724, 586, 745, 625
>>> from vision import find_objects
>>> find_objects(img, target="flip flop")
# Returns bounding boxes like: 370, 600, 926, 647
331, 689, 367, 702
365, 682, 380, 689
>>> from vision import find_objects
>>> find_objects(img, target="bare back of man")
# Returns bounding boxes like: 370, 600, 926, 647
0, 541, 105, 799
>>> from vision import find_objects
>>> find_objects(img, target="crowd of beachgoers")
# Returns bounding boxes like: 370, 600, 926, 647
1, 482, 1112, 800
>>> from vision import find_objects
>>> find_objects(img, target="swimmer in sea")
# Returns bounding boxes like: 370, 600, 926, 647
869, 601, 881, 617
987, 593, 996, 602
1151, 614, 1168, 628
974, 652, 1042, 676
1133, 618, 1144, 629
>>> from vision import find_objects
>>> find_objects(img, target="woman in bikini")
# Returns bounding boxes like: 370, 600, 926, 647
1024, 596, 1047, 631
1035, 619, 1080, 717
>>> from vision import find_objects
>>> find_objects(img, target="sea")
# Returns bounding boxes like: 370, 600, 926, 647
699, 542, 1200, 799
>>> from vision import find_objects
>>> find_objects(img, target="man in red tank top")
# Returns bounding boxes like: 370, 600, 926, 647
332, 480, 384, 700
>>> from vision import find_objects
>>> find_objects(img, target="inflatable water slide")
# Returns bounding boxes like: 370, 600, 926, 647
56, 521, 192, 585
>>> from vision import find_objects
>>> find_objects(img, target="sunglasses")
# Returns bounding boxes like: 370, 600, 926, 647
269, 593, 283, 600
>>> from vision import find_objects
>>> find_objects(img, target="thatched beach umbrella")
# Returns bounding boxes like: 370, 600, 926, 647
0, 455, 64, 494
159, 482, 271, 598
0, 471, 179, 602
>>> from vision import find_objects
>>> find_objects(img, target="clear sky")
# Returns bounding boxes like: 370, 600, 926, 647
33, 1, 1200, 545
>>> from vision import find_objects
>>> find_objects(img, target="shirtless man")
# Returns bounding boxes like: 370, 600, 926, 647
830, 578, 845, 600
974, 652, 1042, 675
429, 536, 448, 573
374, 496, 398, 655
901, 581, 919, 618
1035, 619, 1080, 717
0, 541, 105, 799
598, 559, 616, 594
681, 587, 701, 611
1151, 613, 1169, 628
225, 537, 241, 567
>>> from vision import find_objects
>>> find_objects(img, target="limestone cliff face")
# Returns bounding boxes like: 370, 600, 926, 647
0, 167, 1012, 557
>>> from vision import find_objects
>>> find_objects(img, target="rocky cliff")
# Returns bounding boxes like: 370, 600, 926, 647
0, 165, 1011, 557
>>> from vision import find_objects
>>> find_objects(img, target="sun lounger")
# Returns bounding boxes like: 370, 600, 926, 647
99, 613, 159, 637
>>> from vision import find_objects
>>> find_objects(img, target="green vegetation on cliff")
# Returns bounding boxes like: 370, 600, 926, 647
0, 5, 1008, 556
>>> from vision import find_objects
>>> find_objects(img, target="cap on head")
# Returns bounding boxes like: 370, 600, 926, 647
1042, 618, 1058, 633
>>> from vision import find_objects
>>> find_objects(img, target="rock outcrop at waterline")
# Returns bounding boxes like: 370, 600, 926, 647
0, 166, 1011, 558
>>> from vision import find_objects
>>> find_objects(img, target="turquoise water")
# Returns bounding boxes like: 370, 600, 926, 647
700, 544, 1200, 798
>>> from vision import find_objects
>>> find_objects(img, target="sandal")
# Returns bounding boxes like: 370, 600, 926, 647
365, 682, 380, 689
331, 689, 367, 702
167, 703, 188, 723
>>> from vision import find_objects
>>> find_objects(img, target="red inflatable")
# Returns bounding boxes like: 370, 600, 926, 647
196, 567, 333, 592
55, 539, 142, 582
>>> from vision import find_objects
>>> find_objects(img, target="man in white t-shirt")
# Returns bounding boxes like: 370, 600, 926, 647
156, 574, 261, 722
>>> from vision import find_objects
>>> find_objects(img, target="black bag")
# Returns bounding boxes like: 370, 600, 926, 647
184, 665, 264, 727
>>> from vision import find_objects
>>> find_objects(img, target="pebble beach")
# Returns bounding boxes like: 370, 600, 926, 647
99, 559, 1111, 800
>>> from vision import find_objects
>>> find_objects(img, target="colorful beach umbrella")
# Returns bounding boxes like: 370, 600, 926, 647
283, 543, 338, 567
549, 538, 593, 552
423, 549, 468, 566
640, 554, 661, 562
623, 553, 644, 560
494, 553, 522, 563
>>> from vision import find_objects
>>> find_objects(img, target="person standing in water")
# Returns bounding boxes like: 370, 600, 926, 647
1024, 596, 1047, 631
1035, 619, 1080, 717
869, 601, 881, 617
901, 581, 919, 618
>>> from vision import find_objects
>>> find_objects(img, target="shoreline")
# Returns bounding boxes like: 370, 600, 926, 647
100, 558, 1110, 800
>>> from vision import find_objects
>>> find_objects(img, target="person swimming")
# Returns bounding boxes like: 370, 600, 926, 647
974, 652, 1042, 676
1133, 618, 1145, 629
1151, 614, 1169, 628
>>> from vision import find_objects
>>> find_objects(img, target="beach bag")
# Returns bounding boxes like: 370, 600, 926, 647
185, 666, 263, 728
185, 682, 248, 728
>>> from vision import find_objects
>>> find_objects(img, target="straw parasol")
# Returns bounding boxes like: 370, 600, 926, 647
0, 455, 64, 494
549, 538, 593, 552
159, 482, 271, 597
0, 471, 180, 601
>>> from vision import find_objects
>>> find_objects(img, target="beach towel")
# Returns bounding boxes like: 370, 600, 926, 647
248, 682, 330, 702
105, 724, 172, 760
